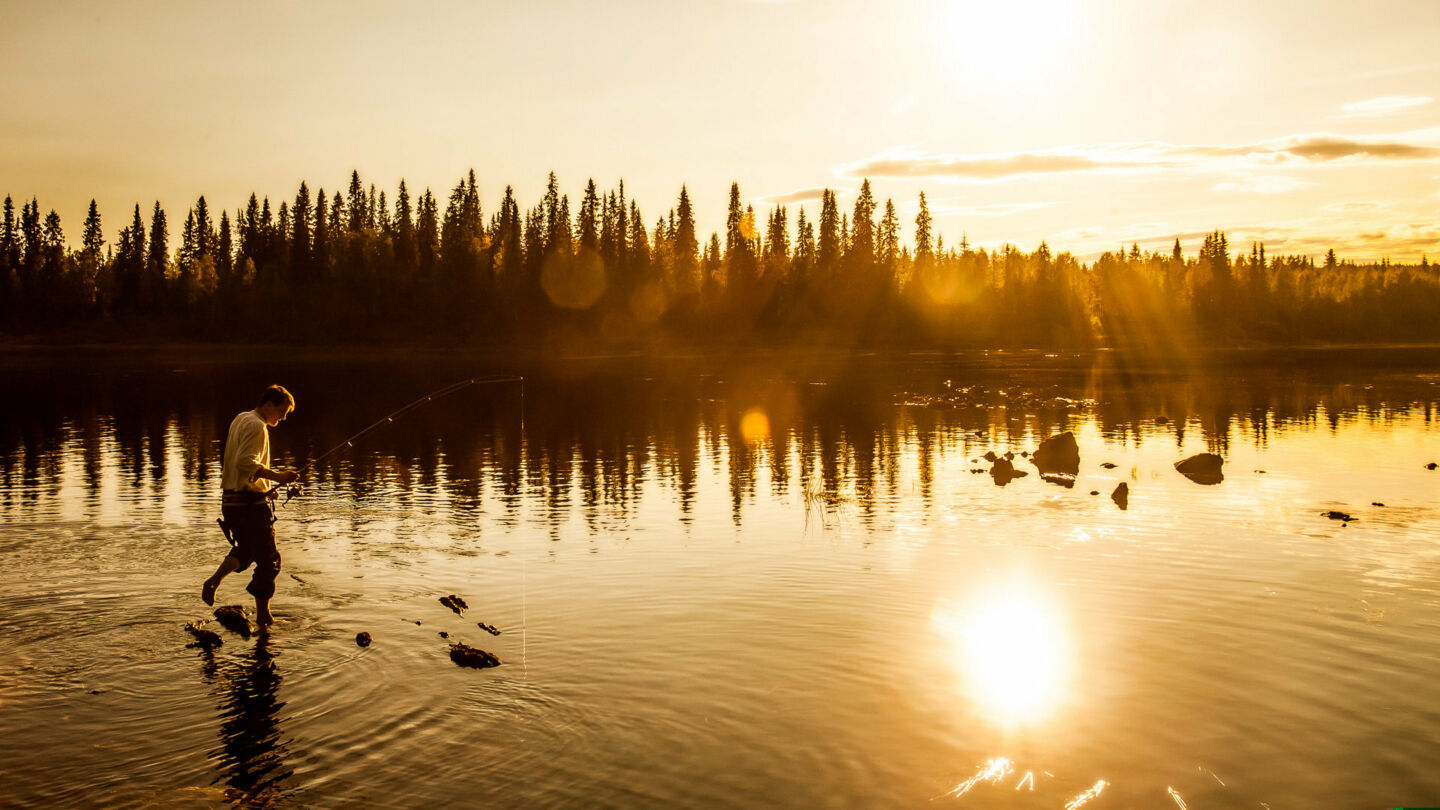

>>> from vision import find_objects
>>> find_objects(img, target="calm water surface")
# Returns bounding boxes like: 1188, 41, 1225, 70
1, 349, 1438, 809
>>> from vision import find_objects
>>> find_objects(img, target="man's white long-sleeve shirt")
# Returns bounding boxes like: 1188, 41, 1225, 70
222, 410, 270, 493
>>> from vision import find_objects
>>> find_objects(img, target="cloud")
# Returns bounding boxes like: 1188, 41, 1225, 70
839, 130, 1440, 182
1340, 95, 1433, 118
758, 187, 847, 204
929, 201, 1057, 217
1212, 175, 1313, 194
1321, 200, 1387, 212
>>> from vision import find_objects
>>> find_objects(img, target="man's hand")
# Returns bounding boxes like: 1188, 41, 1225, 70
254, 467, 300, 485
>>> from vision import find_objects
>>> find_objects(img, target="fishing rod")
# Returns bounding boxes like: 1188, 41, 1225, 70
268, 374, 525, 506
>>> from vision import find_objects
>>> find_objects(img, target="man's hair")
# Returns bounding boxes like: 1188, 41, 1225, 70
258, 384, 295, 411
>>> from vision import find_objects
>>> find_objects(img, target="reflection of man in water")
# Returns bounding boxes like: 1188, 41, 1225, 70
202, 385, 299, 626
202, 635, 295, 803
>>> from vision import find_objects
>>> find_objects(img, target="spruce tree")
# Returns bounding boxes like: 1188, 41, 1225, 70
878, 199, 899, 272
291, 182, 312, 281
0, 196, 17, 310
673, 185, 699, 292
217, 211, 233, 282
393, 180, 414, 273
80, 200, 104, 308
347, 170, 367, 232
914, 191, 933, 260
817, 190, 839, 280
578, 179, 600, 253
146, 202, 168, 307
313, 189, 330, 279
848, 179, 876, 269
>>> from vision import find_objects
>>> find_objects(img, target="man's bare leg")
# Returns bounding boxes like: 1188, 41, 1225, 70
202, 556, 240, 606
255, 597, 274, 627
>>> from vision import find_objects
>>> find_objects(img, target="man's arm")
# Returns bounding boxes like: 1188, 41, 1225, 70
253, 466, 299, 485
236, 419, 298, 486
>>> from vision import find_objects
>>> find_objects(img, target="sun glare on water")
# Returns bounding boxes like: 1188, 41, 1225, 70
932, 580, 1073, 728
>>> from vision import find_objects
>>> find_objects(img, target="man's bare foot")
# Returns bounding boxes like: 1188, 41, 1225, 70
201, 579, 218, 606
256, 609, 274, 626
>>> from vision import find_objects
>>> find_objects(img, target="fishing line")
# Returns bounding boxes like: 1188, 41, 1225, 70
271, 374, 525, 504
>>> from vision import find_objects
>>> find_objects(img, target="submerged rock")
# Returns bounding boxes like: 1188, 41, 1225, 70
439, 595, 468, 614
1428, 462, 1438, 470
1175, 453, 1225, 485
449, 642, 501, 669
1100, 462, 1117, 469
185, 621, 224, 650
1155, 416, 1171, 425
1112, 482, 1129, 510
355, 632, 372, 648
1032, 431, 1080, 477
989, 457, 1029, 486
983, 451, 998, 463
477, 622, 502, 636
1322, 510, 1356, 522
213, 605, 253, 639
1372, 502, 1386, 507
438, 631, 449, 639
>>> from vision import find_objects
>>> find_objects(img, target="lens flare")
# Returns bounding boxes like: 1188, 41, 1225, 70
739, 408, 770, 444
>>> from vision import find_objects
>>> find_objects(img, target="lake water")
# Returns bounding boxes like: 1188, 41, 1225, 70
1, 348, 1438, 809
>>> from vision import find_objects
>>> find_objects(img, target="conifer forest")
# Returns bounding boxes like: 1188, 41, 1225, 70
3, 171, 1437, 350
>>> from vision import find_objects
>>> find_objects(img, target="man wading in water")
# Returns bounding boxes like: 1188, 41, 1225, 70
202, 385, 300, 626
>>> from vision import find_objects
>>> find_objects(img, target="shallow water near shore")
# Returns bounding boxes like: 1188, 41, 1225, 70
1, 348, 1439, 809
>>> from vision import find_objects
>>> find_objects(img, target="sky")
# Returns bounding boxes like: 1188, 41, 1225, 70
2, 0, 1438, 261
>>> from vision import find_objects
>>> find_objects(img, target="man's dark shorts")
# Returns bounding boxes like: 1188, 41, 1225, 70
222, 500, 281, 601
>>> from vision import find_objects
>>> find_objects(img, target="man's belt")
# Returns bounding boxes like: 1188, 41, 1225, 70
222, 489, 269, 507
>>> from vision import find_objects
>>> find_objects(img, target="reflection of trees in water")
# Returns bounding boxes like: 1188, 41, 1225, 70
199, 636, 296, 807
0, 353, 1435, 526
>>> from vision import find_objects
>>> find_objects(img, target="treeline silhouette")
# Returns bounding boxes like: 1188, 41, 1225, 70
2, 171, 1437, 349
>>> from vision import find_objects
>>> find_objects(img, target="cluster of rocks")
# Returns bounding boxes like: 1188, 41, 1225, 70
903, 383, 1096, 413
185, 595, 504, 672
972, 430, 1232, 511
350, 594, 504, 670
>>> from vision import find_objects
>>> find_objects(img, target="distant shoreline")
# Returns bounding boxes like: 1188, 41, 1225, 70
4, 337, 1440, 368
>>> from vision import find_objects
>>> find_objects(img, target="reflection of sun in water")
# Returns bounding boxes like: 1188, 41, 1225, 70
932, 580, 1072, 727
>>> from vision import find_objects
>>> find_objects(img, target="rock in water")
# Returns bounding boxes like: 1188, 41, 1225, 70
989, 457, 1029, 486
185, 621, 224, 650
356, 632, 372, 647
983, 451, 998, 463
1111, 482, 1129, 510
1428, 462, 1437, 470
213, 605, 253, 639
450, 642, 501, 669
439, 595, 468, 614
1100, 462, 1117, 469
477, 622, 502, 636
1032, 431, 1080, 486
1155, 416, 1170, 425
1032, 432, 1080, 472
1174, 453, 1224, 485
1322, 510, 1356, 522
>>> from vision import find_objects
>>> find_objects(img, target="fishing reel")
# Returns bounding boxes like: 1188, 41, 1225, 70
281, 483, 305, 505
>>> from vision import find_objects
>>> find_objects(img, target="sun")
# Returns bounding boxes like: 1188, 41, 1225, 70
935, 0, 1082, 92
